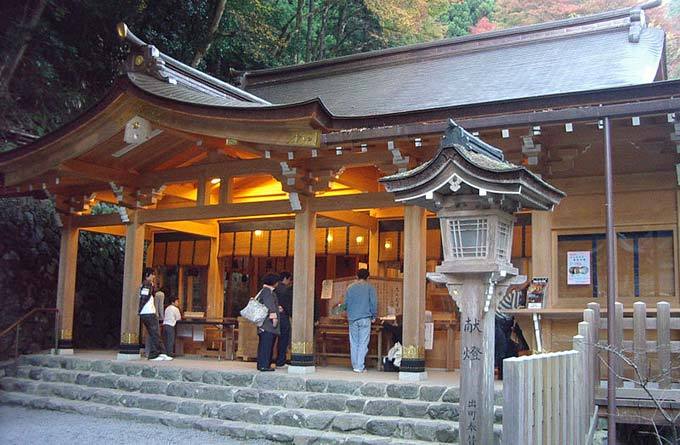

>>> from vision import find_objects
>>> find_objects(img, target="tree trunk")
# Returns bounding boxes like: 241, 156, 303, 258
191, 0, 228, 68
0, 0, 48, 93
315, 1, 331, 61
305, 0, 315, 62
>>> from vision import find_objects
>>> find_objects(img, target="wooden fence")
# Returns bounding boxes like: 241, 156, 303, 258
503, 301, 679, 444
581, 301, 679, 390
503, 349, 589, 445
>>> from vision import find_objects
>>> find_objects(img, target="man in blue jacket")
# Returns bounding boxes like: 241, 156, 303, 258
344, 269, 377, 373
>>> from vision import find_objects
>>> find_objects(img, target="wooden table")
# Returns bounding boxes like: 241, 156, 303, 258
315, 320, 384, 369
175, 318, 237, 360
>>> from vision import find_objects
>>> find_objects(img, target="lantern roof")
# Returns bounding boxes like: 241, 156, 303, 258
379, 120, 565, 212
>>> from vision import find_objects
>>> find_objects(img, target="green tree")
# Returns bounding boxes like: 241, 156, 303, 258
444, 0, 495, 37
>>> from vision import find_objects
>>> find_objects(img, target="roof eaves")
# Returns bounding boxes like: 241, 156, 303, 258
116, 23, 271, 105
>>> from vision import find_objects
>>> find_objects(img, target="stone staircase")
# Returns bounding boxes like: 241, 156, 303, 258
0, 354, 503, 444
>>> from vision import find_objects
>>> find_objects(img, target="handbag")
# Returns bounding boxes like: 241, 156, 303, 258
240, 290, 269, 327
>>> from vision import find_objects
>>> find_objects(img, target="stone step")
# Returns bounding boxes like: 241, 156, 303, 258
1, 377, 485, 443
11, 365, 503, 423
0, 390, 447, 445
16, 354, 504, 405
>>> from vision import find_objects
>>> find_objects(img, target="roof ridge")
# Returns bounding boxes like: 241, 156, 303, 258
242, 1, 659, 86
116, 23, 270, 105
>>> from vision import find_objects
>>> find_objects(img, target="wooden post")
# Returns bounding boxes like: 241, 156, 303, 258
531, 211, 552, 303
55, 215, 78, 354
118, 210, 145, 360
573, 334, 586, 445
502, 356, 524, 444
587, 302, 601, 388
289, 200, 316, 373
177, 266, 185, 310
657, 301, 671, 388
219, 177, 232, 205
455, 276, 496, 445
578, 320, 594, 419
614, 301, 624, 388
196, 176, 210, 206
368, 222, 379, 277
400, 205, 427, 380
206, 232, 223, 319
633, 301, 647, 385
583, 307, 599, 393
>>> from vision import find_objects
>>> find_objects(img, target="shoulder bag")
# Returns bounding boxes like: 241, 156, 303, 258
240, 290, 269, 327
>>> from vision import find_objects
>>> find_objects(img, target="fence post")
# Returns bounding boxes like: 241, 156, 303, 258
587, 302, 601, 388
583, 308, 598, 396
503, 357, 521, 444
657, 301, 671, 389
573, 334, 586, 445
633, 301, 647, 385
613, 301, 624, 388
578, 320, 593, 420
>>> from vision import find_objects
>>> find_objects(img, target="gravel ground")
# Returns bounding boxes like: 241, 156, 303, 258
0, 405, 267, 445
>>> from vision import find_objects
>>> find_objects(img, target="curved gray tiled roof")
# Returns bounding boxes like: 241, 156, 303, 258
246, 27, 664, 116
128, 73, 268, 107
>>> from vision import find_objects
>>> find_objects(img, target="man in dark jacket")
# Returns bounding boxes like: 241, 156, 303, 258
256, 273, 281, 371
138, 267, 171, 361
274, 271, 293, 367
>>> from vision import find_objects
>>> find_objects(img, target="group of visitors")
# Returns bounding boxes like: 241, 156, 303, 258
138, 267, 182, 361
254, 271, 293, 371
253, 268, 377, 373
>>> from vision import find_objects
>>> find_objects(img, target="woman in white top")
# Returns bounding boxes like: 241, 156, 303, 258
163, 296, 182, 357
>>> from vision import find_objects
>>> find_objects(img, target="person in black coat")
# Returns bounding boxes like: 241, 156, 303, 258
256, 273, 281, 371
274, 271, 293, 367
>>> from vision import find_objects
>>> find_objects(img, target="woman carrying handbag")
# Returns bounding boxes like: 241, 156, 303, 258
253, 273, 281, 371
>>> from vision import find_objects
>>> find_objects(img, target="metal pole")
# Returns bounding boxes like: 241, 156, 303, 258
604, 117, 618, 443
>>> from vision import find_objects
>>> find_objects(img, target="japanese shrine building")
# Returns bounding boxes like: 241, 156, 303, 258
1, 3, 678, 376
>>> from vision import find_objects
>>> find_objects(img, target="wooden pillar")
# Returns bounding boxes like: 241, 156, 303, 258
400, 205, 427, 380
531, 210, 552, 351
289, 201, 316, 373
196, 177, 211, 206
117, 210, 145, 360
55, 215, 78, 353
177, 266, 185, 310
455, 275, 498, 445
219, 177, 233, 205
369, 224, 379, 277
531, 210, 552, 303
206, 233, 224, 319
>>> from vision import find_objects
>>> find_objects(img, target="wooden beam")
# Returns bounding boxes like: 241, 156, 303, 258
71, 213, 124, 228
299, 150, 392, 171
319, 210, 377, 231
311, 192, 395, 212
138, 200, 294, 223
334, 167, 382, 192
79, 225, 126, 237
322, 97, 680, 144
60, 159, 141, 186
143, 158, 280, 186
147, 220, 218, 238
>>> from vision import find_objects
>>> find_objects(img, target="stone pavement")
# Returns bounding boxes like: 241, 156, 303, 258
0, 405, 263, 445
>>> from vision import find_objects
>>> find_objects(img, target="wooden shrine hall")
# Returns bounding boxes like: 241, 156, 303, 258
1, 3, 679, 380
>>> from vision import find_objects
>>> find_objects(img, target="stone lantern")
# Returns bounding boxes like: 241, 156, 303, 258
380, 120, 564, 445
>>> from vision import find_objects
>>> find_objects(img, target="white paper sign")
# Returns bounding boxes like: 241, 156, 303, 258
567, 251, 591, 285
193, 325, 205, 342
424, 322, 434, 350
